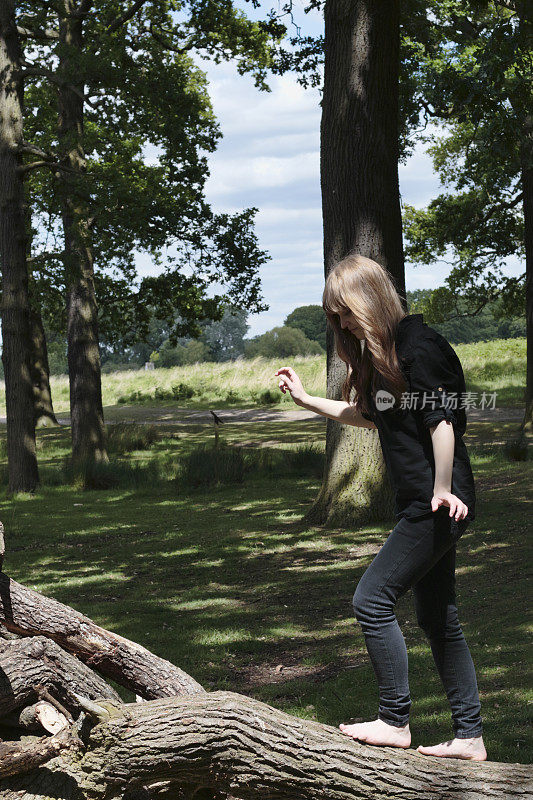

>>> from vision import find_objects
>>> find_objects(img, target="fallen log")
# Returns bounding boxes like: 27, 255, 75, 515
0, 635, 122, 717
0, 727, 78, 779
0, 690, 531, 800
6, 700, 69, 734
0, 573, 205, 698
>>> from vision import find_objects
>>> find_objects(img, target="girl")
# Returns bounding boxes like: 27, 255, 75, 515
274, 253, 487, 761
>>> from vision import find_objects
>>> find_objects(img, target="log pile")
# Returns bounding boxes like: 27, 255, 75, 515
0, 571, 531, 799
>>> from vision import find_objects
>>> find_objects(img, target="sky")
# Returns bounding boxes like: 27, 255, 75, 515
135, 0, 523, 339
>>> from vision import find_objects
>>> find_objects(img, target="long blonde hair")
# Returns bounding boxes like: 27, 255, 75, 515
322, 253, 408, 417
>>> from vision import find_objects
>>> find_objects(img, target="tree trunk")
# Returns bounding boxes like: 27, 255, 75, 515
29, 305, 60, 428
23, 185, 60, 430
307, 0, 405, 526
57, 0, 107, 465
0, 689, 531, 800
521, 114, 533, 432
0, 1, 39, 493
0, 573, 206, 699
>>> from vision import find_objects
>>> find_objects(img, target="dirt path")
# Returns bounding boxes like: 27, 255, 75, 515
27, 404, 524, 427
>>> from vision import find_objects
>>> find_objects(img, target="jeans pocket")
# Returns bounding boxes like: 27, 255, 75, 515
451, 516, 469, 542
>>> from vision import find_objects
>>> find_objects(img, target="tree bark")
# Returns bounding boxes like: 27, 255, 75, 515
307, 0, 404, 526
57, 0, 107, 465
0, 635, 122, 718
521, 113, 533, 432
29, 305, 60, 428
0, 573, 206, 699
1, 690, 531, 800
0, 1, 39, 492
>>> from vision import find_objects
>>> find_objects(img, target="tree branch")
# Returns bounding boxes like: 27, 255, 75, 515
16, 142, 81, 176
27, 251, 66, 263
0, 728, 78, 779
16, 160, 78, 176
18, 141, 54, 159
35, 691, 533, 798
105, 0, 150, 35
29, 0, 63, 14
0, 573, 206, 699
74, 0, 94, 17
420, 98, 459, 121
16, 25, 59, 41
149, 22, 195, 54
20, 64, 99, 109
479, 191, 524, 225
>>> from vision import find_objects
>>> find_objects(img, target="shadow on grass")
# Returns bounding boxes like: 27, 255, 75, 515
0, 414, 530, 764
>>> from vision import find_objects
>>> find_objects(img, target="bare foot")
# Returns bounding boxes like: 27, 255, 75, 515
417, 736, 487, 761
339, 718, 411, 748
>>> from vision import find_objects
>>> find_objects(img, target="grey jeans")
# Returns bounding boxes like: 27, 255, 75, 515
352, 506, 483, 738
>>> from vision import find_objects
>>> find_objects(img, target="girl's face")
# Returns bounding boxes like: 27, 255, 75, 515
338, 306, 365, 340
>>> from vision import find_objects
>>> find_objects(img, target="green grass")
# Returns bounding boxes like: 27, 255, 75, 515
0, 337, 527, 415
0, 407, 530, 765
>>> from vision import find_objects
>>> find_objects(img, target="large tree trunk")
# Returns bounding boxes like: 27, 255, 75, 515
57, 0, 107, 466
521, 114, 533, 432
0, 2, 39, 493
306, 0, 405, 526
23, 190, 60, 430
29, 305, 60, 428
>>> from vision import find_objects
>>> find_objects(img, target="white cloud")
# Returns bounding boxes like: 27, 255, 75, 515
205, 151, 319, 196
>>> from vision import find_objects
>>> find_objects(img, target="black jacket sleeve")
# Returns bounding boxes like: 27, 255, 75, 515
407, 335, 461, 429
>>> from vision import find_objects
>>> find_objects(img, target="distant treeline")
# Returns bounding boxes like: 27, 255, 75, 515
6, 291, 522, 378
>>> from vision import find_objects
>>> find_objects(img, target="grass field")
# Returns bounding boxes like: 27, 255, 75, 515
0, 337, 527, 415
0, 341, 530, 765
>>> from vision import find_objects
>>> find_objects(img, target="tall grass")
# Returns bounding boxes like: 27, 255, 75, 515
176, 442, 324, 490
0, 338, 526, 415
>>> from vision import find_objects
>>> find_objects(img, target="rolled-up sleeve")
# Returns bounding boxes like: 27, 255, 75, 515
407, 336, 460, 429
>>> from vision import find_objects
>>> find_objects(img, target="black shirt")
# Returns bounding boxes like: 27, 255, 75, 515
361, 314, 476, 524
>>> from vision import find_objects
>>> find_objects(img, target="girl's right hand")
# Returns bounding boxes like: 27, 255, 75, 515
274, 366, 308, 407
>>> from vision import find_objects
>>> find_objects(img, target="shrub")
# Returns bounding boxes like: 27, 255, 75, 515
256, 389, 281, 406
225, 389, 243, 403
117, 384, 196, 405
176, 441, 324, 491
117, 390, 147, 404
503, 432, 529, 462
178, 443, 245, 488
172, 383, 195, 400
242, 442, 324, 479
106, 423, 159, 454
62, 456, 161, 490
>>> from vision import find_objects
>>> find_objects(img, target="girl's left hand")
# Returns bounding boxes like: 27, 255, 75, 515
431, 490, 468, 521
